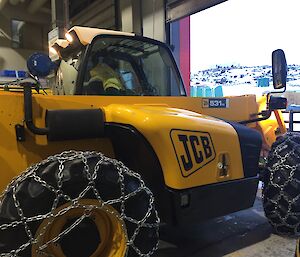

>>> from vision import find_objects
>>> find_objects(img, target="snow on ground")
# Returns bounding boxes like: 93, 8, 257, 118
191, 64, 300, 97
191, 65, 300, 130
222, 85, 300, 97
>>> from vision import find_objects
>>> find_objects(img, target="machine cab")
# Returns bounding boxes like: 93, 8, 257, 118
51, 27, 186, 97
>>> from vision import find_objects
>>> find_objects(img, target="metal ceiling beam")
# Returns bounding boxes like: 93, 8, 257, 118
132, 0, 142, 35
51, 0, 69, 37
167, 0, 228, 22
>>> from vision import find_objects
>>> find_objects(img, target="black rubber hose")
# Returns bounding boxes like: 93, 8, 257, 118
239, 110, 272, 124
23, 83, 49, 135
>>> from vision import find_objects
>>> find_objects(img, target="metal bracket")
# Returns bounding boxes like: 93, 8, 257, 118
15, 124, 26, 142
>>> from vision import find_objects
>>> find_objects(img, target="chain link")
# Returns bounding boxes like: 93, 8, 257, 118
0, 151, 160, 257
263, 133, 300, 236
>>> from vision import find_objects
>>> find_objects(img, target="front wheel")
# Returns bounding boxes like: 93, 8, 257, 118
0, 151, 159, 257
263, 132, 300, 237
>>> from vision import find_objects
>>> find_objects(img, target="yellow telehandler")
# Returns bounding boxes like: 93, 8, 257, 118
0, 26, 297, 257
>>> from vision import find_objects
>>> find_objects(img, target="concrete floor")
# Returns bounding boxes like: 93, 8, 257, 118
154, 191, 296, 257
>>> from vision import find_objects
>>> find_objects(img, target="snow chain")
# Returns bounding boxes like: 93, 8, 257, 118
0, 151, 160, 257
263, 133, 300, 237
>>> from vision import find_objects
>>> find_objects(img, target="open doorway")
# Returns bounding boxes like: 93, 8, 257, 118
190, 0, 300, 97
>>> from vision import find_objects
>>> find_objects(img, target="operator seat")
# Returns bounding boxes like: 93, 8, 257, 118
83, 80, 105, 95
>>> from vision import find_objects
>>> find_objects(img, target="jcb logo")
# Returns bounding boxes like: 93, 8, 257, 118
170, 129, 216, 177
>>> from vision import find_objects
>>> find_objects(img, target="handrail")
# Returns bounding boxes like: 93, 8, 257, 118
281, 110, 300, 132
23, 82, 49, 135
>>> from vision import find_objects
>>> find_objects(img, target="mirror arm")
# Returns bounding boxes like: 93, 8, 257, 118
239, 110, 272, 125
23, 83, 49, 135
266, 87, 287, 108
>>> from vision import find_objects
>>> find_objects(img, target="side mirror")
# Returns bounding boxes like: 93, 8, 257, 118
272, 49, 287, 90
27, 52, 54, 78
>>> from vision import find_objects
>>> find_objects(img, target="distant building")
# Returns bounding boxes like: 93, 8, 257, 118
214, 86, 223, 97
257, 77, 270, 87
190, 85, 223, 97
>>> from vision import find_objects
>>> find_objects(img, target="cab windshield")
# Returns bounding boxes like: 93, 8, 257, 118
80, 35, 186, 96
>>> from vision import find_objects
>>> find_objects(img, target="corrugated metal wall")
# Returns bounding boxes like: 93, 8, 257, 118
71, 0, 117, 29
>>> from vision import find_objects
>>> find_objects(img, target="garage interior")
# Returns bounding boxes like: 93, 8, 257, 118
0, 1, 298, 257
0, 0, 227, 90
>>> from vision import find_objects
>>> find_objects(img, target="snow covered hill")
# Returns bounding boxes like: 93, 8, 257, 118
191, 64, 300, 88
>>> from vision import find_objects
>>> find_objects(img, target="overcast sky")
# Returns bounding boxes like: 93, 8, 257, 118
191, 0, 300, 72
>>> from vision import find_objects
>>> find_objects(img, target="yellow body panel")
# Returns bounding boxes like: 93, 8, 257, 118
0, 89, 284, 192
104, 104, 244, 189
0, 91, 261, 192
0, 92, 115, 192
255, 95, 287, 148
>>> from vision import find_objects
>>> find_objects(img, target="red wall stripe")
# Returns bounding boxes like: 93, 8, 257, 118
179, 16, 191, 96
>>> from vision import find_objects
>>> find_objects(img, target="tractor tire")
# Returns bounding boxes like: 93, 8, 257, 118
263, 132, 300, 237
0, 151, 159, 257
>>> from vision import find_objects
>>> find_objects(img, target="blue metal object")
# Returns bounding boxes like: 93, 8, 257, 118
214, 86, 223, 97
27, 52, 54, 77
257, 78, 270, 87
0, 70, 27, 78
191, 85, 224, 97
196, 86, 203, 96
190, 86, 197, 97
286, 104, 300, 112
204, 87, 212, 97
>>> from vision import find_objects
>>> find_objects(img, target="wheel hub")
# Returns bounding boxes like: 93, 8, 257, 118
32, 199, 128, 257
60, 217, 101, 257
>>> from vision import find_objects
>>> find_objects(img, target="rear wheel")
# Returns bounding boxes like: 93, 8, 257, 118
0, 151, 159, 257
263, 132, 300, 236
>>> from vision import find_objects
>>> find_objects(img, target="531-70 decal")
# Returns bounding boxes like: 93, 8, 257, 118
170, 129, 216, 177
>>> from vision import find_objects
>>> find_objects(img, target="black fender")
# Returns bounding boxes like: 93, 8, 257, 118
105, 123, 175, 224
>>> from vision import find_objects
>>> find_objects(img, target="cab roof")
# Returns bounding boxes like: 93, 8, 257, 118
51, 26, 135, 60
69, 26, 135, 46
